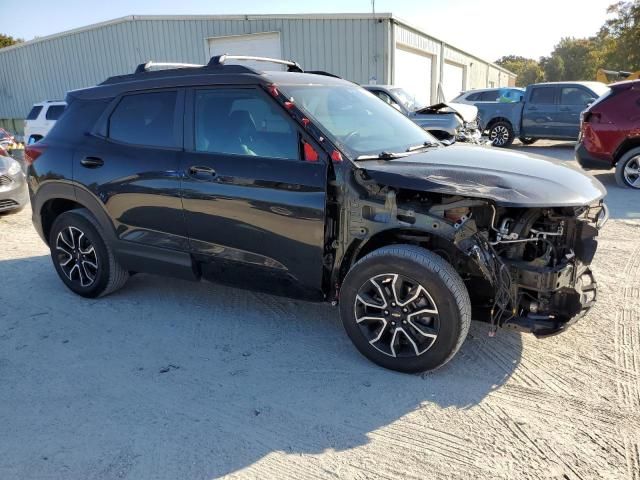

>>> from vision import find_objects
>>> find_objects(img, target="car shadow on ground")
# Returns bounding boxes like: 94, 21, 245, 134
0, 254, 524, 479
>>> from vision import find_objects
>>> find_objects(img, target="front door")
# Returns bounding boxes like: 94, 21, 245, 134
180, 86, 328, 297
521, 86, 559, 138
74, 89, 188, 251
557, 86, 595, 139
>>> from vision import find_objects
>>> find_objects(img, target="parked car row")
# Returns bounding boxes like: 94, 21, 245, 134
362, 85, 489, 145
25, 55, 607, 373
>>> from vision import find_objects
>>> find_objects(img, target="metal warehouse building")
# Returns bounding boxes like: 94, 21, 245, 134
0, 13, 516, 135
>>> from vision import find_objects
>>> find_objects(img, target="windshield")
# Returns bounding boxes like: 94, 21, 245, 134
389, 87, 429, 111
280, 85, 438, 158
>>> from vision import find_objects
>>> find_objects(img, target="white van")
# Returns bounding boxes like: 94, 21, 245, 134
24, 101, 67, 144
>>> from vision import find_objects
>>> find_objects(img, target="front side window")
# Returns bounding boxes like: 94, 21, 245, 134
560, 87, 593, 106
530, 88, 556, 105
45, 105, 66, 120
26, 106, 43, 120
109, 91, 178, 148
281, 84, 437, 159
194, 88, 299, 160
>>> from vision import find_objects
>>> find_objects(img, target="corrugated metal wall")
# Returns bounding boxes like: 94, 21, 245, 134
392, 22, 515, 101
0, 16, 389, 125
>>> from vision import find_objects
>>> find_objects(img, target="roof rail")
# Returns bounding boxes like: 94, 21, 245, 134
208, 54, 303, 72
134, 61, 204, 74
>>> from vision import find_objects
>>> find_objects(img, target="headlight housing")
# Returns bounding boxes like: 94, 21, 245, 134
7, 159, 22, 176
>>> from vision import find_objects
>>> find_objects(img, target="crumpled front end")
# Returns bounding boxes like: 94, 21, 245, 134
455, 201, 608, 336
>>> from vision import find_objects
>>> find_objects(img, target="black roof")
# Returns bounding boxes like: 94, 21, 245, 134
70, 60, 351, 101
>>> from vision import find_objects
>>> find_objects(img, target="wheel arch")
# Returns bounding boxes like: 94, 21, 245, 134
337, 227, 463, 288
613, 137, 640, 165
485, 117, 513, 131
35, 183, 117, 246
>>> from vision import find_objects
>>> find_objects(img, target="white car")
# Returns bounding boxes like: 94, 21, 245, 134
451, 87, 524, 105
24, 101, 67, 144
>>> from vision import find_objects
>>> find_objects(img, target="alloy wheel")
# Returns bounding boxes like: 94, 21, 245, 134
489, 125, 509, 146
354, 273, 440, 358
623, 156, 640, 188
55, 226, 99, 287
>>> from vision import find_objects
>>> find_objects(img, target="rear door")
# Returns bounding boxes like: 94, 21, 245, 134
521, 86, 559, 138
557, 86, 595, 139
74, 89, 188, 251
180, 86, 328, 297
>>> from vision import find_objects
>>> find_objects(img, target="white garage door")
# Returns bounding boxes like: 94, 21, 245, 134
442, 62, 465, 101
394, 46, 432, 106
207, 32, 283, 70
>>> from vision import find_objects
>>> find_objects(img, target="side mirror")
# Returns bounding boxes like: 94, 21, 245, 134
587, 97, 597, 106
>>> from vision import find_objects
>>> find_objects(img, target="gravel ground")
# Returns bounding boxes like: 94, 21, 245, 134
1, 141, 639, 480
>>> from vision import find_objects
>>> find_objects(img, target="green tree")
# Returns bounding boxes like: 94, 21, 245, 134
551, 37, 599, 80
541, 55, 565, 81
596, 1, 640, 70
495, 55, 543, 86
0, 33, 22, 49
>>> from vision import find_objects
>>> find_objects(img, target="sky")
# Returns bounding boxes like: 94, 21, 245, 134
1, 0, 615, 61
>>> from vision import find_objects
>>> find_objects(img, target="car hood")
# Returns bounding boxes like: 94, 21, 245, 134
355, 145, 606, 207
0, 154, 16, 173
415, 102, 478, 122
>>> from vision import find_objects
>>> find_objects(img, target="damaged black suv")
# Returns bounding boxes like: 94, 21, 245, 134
27, 56, 608, 373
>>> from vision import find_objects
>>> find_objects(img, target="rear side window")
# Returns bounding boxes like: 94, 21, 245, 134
194, 88, 299, 160
479, 91, 500, 101
529, 88, 556, 104
109, 91, 178, 148
45, 105, 66, 120
466, 92, 481, 101
560, 87, 593, 106
26, 106, 43, 120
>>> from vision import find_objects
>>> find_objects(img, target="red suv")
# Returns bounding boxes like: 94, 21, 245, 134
576, 80, 640, 189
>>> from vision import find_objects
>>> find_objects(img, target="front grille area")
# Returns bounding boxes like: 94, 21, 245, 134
0, 199, 18, 209
0, 175, 12, 186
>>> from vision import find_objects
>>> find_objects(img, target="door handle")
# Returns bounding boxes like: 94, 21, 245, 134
80, 156, 104, 168
527, 106, 538, 111
189, 165, 216, 179
559, 107, 571, 112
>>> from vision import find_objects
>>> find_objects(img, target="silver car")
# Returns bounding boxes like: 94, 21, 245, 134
0, 152, 28, 214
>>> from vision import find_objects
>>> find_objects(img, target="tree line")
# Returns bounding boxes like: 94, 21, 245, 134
496, 0, 639, 86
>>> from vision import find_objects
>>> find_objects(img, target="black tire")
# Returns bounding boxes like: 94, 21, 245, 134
339, 245, 471, 373
48, 209, 129, 298
488, 121, 514, 147
614, 147, 640, 189
519, 137, 537, 145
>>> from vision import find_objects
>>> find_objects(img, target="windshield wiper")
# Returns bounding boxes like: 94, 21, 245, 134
406, 142, 438, 152
356, 151, 411, 161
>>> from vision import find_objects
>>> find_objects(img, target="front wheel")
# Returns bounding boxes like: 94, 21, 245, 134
615, 147, 640, 189
488, 121, 514, 147
339, 245, 471, 373
519, 137, 537, 145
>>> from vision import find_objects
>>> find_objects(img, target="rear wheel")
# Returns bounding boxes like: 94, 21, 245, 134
49, 209, 129, 298
615, 147, 640, 189
488, 121, 514, 147
339, 245, 471, 373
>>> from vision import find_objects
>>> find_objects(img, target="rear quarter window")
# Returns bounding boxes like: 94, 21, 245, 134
45, 105, 66, 120
26, 106, 43, 120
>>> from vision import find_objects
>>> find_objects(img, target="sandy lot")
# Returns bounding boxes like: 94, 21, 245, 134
1, 141, 639, 480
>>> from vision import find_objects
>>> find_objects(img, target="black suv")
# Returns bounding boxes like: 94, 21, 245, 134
27, 56, 608, 373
